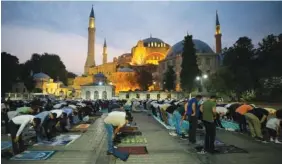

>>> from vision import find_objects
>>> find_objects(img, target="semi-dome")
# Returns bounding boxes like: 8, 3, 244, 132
33, 72, 50, 79
166, 39, 214, 59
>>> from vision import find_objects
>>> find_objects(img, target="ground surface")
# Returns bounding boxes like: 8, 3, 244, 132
2, 112, 282, 164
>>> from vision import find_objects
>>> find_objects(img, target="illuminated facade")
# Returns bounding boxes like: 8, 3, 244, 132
42, 79, 72, 97
131, 36, 170, 65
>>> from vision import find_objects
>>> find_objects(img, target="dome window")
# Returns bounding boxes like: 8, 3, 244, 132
151, 42, 153, 47
155, 42, 157, 47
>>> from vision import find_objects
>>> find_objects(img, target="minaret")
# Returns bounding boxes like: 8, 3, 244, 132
84, 5, 96, 75
102, 38, 107, 64
215, 10, 222, 54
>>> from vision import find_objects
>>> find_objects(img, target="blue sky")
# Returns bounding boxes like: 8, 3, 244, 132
2, 1, 282, 75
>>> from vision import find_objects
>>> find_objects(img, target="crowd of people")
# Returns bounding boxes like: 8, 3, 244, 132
2, 96, 282, 157
1, 97, 128, 155
138, 96, 282, 154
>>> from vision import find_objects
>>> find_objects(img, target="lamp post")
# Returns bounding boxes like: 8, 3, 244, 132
196, 74, 208, 93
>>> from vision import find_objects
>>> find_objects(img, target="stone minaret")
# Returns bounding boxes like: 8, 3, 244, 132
102, 38, 107, 64
215, 10, 222, 54
84, 6, 96, 75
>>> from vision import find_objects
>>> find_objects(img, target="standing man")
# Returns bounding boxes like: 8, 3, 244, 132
104, 111, 129, 155
199, 95, 217, 154
8, 115, 40, 155
186, 95, 202, 144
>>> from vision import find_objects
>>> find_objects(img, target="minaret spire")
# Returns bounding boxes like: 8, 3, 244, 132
103, 38, 107, 64
104, 38, 107, 47
214, 10, 222, 53
84, 6, 96, 74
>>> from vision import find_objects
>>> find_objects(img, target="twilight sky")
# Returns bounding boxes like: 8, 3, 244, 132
1, 1, 282, 75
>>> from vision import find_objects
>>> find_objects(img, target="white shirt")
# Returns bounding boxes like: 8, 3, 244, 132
216, 107, 228, 114
51, 109, 63, 118
104, 111, 126, 127
12, 115, 34, 137
266, 118, 281, 130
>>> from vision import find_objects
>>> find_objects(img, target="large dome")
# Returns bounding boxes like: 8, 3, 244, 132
143, 37, 165, 44
166, 39, 214, 59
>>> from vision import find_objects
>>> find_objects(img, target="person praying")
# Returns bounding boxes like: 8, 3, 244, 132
34, 111, 57, 141
104, 111, 130, 155
8, 115, 40, 155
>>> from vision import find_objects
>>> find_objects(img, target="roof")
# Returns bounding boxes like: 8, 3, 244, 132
216, 10, 220, 26
166, 39, 214, 59
90, 6, 95, 18
118, 67, 134, 72
33, 72, 50, 79
142, 37, 165, 44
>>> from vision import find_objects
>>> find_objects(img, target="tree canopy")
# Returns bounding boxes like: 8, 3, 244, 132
163, 65, 176, 91
207, 34, 282, 102
1, 52, 72, 95
136, 69, 153, 91
180, 34, 200, 93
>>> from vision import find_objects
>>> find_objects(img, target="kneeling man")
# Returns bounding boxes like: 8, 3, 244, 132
104, 111, 129, 155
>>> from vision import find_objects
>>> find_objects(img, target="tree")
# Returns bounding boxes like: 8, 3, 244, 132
1, 52, 20, 96
67, 72, 77, 78
163, 65, 176, 91
136, 69, 153, 91
222, 37, 255, 100
180, 34, 200, 92
22, 53, 68, 85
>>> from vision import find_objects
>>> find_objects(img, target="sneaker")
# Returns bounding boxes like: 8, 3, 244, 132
262, 140, 269, 143
197, 150, 207, 154
106, 151, 113, 155
275, 139, 282, 144
169, 131, 177, 136
270, 138, 274, 142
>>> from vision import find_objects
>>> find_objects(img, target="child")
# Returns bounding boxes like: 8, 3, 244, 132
266, 118, 281, 144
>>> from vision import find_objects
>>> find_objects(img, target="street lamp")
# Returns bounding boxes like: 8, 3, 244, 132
99, 82, 103, 86
196, 74, 208, 93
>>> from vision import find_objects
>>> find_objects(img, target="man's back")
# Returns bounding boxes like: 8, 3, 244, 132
202, 100, 216, 122
104, 111, 126, 127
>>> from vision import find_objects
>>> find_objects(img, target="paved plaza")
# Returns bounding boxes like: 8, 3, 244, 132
2, 112, 282, 164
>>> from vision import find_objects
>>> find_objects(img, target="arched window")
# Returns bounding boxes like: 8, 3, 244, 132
157, 94, 160, 99
86, 91, 91, 99
126, 93, 129, 99
94, 91, 99, 99
154, 42, 157, 47
151, 42, 153, 47
102, 91, 107, 99
136, 94, 140, 99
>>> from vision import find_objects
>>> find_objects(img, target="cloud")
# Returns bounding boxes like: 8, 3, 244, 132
1, 24, 127, 75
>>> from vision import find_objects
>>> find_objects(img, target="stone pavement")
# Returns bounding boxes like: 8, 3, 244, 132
1, 115, 111, 164
114, 113, 201, 164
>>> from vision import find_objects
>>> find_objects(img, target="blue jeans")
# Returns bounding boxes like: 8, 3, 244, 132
104, 123, 114, 153
173, 111, 182, 135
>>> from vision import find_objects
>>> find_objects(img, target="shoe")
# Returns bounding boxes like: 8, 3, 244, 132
262, 140, 269, 143
169, 131, 177, 136
270, 138, 274, 142
106, 151, 113, 155
275, 139, 282, 144
180, 136, 188, 140
197, 150, 207, 154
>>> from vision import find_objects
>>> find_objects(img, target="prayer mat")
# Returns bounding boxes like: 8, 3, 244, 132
113, 148, 130, 161
120, 126, 138, 132
120, 136, 147, 144
153, 115, 175, 130
10, 150, 56, 160
75, 124, 90, 129
221, 120, 239, 131
197, 139, 225, 146
195, 145, 248, 154
1, 141, 12, 151
117, 146, 148, 155
34, 134, 81, 146
121, 131, 142, 136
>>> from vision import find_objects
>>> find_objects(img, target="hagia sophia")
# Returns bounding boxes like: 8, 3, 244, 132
17, 6, 222, 99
